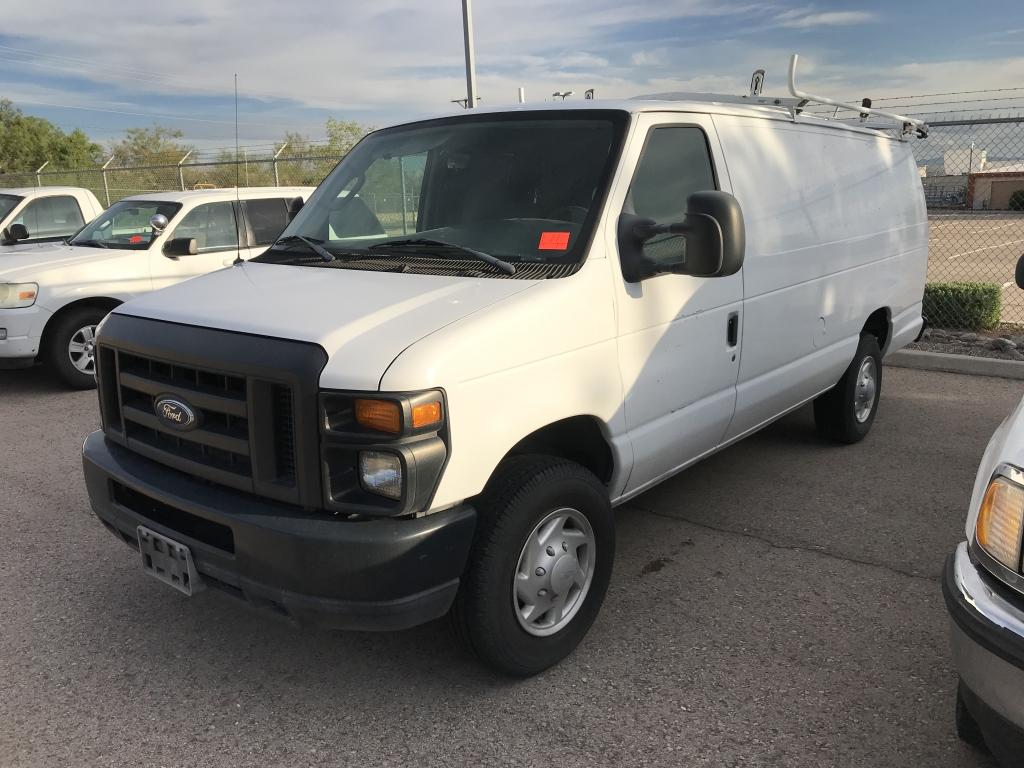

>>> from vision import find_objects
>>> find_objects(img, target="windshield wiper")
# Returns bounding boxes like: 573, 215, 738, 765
273, 234, 337, 262
369, 238, 516, 275
76, 239, 110, 249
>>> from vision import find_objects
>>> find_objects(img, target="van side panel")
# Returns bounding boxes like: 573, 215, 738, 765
712, 115, 927, 440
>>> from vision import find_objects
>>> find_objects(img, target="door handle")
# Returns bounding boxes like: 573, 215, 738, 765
727, 312, 739, 347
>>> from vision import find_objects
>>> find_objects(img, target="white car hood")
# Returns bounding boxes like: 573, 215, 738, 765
114, 261, 540, 390
0, 242, 134, 281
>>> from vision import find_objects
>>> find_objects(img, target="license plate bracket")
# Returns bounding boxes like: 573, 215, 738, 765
136, 526, 204, 596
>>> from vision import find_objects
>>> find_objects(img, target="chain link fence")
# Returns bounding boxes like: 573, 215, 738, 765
3, 117, 1023, 328
914, 117, 1024, 329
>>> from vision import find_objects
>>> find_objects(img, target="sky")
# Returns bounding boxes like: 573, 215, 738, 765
2, 0, 1024, 153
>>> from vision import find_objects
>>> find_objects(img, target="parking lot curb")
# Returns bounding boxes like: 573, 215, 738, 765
886, 349, 1024, 380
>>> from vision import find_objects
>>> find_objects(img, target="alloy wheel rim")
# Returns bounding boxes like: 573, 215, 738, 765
68, 324, 98, 375
512, 507, 596, 637
854, 357, 877, 423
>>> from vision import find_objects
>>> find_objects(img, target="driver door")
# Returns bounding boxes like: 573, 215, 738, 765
150, 201, 248, 291
612, 114, 743, 496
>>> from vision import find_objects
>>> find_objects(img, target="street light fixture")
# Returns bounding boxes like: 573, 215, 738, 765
552, 91, 574, 101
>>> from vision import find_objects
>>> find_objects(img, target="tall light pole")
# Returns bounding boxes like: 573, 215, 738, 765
461, 0, 478, 109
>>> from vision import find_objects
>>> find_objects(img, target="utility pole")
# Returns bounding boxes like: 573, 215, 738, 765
461, 0, 478, 109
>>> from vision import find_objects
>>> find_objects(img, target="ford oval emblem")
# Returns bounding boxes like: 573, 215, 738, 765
154, 396, 198, 431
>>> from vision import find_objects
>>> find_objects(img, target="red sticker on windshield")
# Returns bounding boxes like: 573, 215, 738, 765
538, 231, 571, 250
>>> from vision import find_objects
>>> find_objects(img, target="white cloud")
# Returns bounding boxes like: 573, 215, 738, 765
775, 9, 875, 28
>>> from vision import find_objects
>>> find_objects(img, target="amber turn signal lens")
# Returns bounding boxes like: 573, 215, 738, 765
17, 289, 36, 301
411, 401, 443, 429
977, 476, 1024, 571
354, 399, 402, 434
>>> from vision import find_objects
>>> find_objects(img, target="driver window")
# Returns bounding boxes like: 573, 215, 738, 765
13, 195, 85, 239
626, 127, 716, 266
171, 202, 239, 253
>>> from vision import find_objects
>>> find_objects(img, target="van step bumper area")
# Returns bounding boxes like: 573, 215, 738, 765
82, 430, 476, 631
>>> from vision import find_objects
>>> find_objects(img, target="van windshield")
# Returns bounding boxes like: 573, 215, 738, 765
71, 200, 182, 250
0, 194, 23, 221
256, 110, 629, 277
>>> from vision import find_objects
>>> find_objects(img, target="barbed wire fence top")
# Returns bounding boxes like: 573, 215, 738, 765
3, 113, 1024, 328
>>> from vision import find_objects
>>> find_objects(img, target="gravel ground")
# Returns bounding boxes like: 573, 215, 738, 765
1, 365, 1020, 767
910, 328, 1024, 361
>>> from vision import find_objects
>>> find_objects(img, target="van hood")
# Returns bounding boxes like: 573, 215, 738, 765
113, 261, 540, 390
0, 242, 134, 281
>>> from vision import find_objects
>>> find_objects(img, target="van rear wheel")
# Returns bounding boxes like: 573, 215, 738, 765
450, 455, 614, 677
813, 334, 882, 443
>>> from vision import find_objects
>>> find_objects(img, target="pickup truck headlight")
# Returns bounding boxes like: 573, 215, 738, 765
0, 282, 38, 309
977, 472, 1024, 570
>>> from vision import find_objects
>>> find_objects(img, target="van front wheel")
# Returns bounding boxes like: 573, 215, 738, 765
813, 334, 882, 443
451, 455, 614, 676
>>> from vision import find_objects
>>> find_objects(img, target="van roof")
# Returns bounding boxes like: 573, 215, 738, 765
121, 186, 315, 204
428, 97, 899, 140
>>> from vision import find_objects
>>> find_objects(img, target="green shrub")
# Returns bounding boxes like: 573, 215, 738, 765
1009, 189, 1024, 212
923, 282, 1002, 330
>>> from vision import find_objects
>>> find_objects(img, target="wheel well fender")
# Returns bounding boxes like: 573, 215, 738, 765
499, 415, 615, 486
861, 307, 891, 354
40, 297, 122, 352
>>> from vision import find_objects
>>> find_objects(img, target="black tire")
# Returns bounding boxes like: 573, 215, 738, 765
956, 681, 988, 751
813, 334, 882, 444
45, 306, 107, 389
451, 455, 614, 677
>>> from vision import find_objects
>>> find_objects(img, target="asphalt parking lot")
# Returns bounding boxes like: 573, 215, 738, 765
1, 364, 1021, 767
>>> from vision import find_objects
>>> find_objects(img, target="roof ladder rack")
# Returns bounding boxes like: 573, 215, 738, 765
787, 54, 929, 139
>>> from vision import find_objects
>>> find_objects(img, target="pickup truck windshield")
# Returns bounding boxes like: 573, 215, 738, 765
256, 110, 629, 277
71, 200, 182, 250
0, 194, 23, 221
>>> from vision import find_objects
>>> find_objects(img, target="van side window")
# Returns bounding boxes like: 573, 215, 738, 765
242, 198, 290, 246
625, 127, 716, 266
14, 195, 86, 239
171, 202, 239, 253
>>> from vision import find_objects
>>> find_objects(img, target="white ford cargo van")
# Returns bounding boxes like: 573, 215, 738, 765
82, 83, 928, 674
0, 186, 104, 247
0, 186, 312, 387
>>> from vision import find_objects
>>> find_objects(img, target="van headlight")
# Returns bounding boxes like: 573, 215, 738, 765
0, 282, 38, 308
976, 470, 1024, 570
359, 451, 403, 500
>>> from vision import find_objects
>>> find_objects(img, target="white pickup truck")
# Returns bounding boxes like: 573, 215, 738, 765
82, 65, 929, 675
0, 186, 312, 386
0, 186, 105, 247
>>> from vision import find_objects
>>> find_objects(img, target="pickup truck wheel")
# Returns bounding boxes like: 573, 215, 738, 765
45, 307, 106, 390
451, 455, 614, 677
813, 334, 881, 444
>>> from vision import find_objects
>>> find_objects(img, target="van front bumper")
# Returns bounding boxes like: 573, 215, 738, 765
943, 542, 1024, 755
82, 431, 477, 631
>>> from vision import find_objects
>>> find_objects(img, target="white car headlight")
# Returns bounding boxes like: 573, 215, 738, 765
977, 471, 1024, 570
0, 282, 38, 309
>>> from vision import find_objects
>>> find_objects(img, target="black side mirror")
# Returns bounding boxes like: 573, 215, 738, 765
4, 223, 30, 243
164, 237, 198, 258
1016, 254, 1024, 290
619, 190, 746, 283
287, 197, 305, 223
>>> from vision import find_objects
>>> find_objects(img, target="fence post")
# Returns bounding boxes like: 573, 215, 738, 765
273, 142, 288, 187
35, 161, 49, 187
101, 154, 116, 206
177, 150, 192, 191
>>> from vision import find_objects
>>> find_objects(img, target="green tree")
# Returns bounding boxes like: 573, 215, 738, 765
108, 125, 193, 165
0, 99, 102, 173
326, 118, 372, 155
